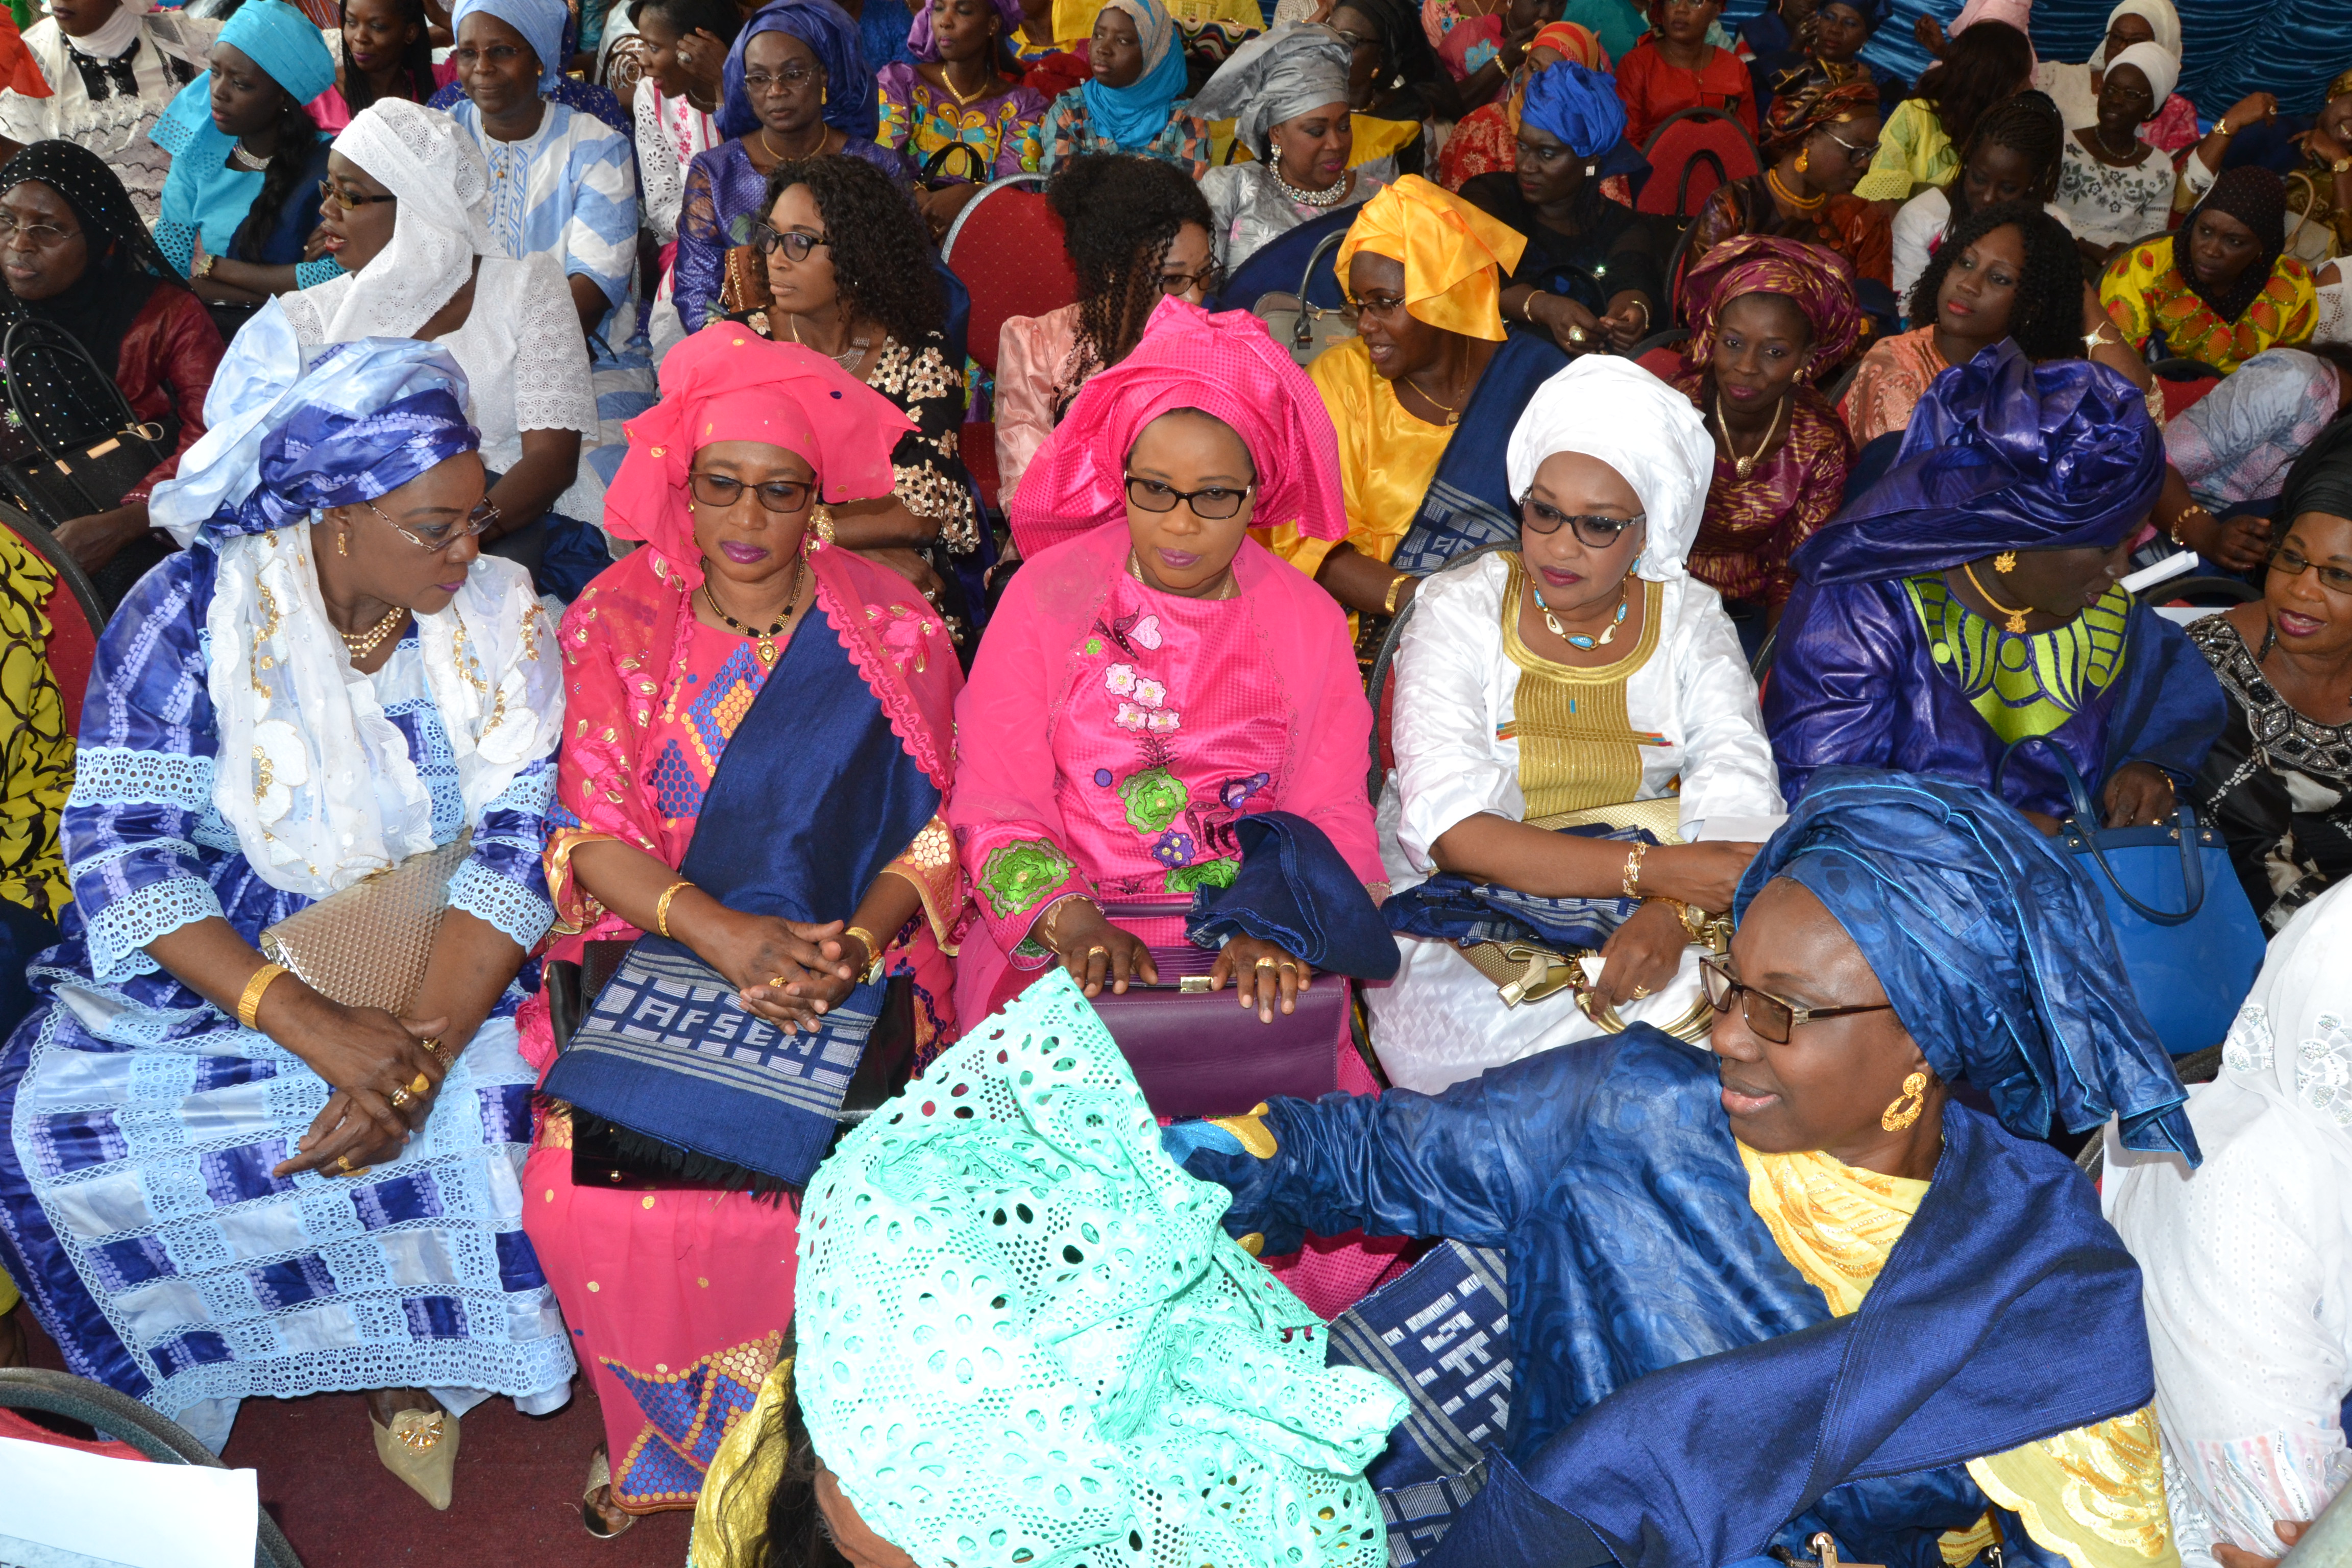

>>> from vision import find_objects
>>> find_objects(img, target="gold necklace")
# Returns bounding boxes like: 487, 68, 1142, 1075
786, 309, 871, 372
339, 602, 409, 659
938, 60, 993, 107
1713, 391, 1787, 479
1959, 561, 2033, 634
1406, 373, 1463, 425
1765, 164, 1826, 213
701, 561, 804, 666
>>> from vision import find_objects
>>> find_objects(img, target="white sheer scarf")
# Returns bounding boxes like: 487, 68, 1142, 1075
312, 100, 495, 343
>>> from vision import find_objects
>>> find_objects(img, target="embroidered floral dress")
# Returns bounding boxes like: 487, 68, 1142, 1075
2101, 237, 2319, 375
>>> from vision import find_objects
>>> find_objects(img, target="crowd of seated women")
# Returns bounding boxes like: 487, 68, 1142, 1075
0, 0, 2348, 1564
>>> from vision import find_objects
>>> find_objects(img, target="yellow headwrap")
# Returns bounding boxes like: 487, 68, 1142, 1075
1335, 175, 1528, 342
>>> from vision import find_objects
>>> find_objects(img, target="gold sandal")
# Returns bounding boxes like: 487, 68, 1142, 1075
581, 1448, 636, 1539
370, 1405, 459, 1510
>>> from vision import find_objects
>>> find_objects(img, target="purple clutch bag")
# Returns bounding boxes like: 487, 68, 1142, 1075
1085, 901, 1343, 1119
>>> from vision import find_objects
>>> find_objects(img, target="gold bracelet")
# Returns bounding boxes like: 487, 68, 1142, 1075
1621, 842, 1649, 901
2168, 504, 2212, 548
843, 924, 883, 979
1383, 572, 1411, 616
237, 962, 287, 1031
654, 879, 692, 939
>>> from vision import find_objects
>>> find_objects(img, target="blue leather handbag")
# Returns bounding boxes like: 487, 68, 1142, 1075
2000, 740, 2265, 1058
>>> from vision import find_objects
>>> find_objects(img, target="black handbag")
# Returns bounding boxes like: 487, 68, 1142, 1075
545, 938, 920, 1194
0, 317, 176, 529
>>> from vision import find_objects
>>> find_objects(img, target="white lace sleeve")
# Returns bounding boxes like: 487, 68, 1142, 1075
276, 274, 350, 345
636, 87, 687, 245
505, 253, 601, 439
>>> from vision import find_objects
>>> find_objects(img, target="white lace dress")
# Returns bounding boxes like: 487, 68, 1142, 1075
0, 13, 215, 223
283, 253, 604, 522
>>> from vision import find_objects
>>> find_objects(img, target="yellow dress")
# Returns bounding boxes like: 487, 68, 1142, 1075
1265, 334, 1456, 581
1852, 97, 1957, 204
1739, 1143, 2182, 1568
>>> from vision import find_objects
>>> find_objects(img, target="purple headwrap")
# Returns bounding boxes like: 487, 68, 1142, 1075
722, 0, 879, 140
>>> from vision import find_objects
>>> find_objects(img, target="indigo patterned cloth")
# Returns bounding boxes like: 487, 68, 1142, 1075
1183, 1028, 2150, 1567
1387, 332, 1572, 578
1187, 811, 1401, 980
0, 549, 571, 1430
1378, 824, 1649, 952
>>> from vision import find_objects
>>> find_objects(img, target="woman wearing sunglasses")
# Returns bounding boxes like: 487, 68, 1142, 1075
523, 322, 963, 1534
1168, 770, 2193, 1568
0, 325, 569, 1505
2191, 417, 2352, 935
1367, 355, 1779, 1095
269, 100, 607, 601
730, 154, 981, 654
1686, 78, 1892, 288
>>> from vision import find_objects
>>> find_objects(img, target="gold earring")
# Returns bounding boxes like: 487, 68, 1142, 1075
1880, 1070, 1928, 1132
1794, 146, 1810, 174
1993, 551, 2017, 574
337, 530, 350, 557
808, 504, 836, 547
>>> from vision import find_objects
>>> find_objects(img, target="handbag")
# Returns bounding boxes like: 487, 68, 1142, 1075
0, 317, 176, 530
1998, 739, 2266, 1057
1082, 899, 1342, 1118
1253, 230, 1357, 368
256, 830, 474, 1015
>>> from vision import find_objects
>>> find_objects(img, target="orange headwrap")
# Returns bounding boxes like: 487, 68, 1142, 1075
1335, 175, 1528, 341
1531, 19, 1605, 67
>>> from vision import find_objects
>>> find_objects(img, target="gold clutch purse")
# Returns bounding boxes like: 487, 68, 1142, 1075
258, 830, 473, 1015
1455, 800, 1725, 1044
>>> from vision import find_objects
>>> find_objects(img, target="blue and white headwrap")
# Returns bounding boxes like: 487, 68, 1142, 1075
451, 0, 569, 94
151, 303, 479, 548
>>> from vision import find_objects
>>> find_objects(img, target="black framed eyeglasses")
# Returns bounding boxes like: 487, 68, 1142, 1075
317, 179, 397, 211
1822, 125, 1881, 163
2268, 543, 2352, 595
1125, 474, 1253, 520
1699, 955, 1895, 1045
365, 496, 500, 551
1519, 494, 1645, 550
690, 470, 815, 514
750, 224, 831, 262
1159, 262, 1222, 296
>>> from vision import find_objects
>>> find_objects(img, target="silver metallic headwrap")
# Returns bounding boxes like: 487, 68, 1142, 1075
1189, 23, 1353, 160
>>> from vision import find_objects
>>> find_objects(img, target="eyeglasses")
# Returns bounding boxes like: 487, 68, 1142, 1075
365, 496, 501, 551
0, 213, 76, 248
750, 224, 830, 262
1125, 474, 1253, 520
317, 179, 397, 211
452, 41, 524, 65
1699, 955, 1895, 1045
743, 64, 819, 90
1822, 125, 1880, 162
1352, 290, 1408, 319
1519, 495, 1645, 550
1159, 263, 1222, 296
690, 470, 815, 514
2269, 542, 2352, 595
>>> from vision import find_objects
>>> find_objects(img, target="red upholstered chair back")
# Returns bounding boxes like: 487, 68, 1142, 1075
1, 507, 105, 736
942, 177, 1080, 378
1635, 107, 1763, 222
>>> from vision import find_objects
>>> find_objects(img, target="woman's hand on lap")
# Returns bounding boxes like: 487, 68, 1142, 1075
1210, 935, 1311, 1023
2216, 1521, 2307, 1568
1591, 899, 1685, 1010
1644, 841, 1762, 914
1035, 900, 1158, 997
2102, 761, 2176, 828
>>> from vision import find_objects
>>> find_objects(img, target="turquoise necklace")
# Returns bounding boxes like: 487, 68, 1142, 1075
1531, 577, 1628, 649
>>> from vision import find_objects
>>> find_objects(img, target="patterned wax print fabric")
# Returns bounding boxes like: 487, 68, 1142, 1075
1687, 171, 1892, 287
1851, 93, 1955, 205
1671, 374, 1852, 609
1610, 33, 1754, 150
1837, 324, 1949, 447
1040, 86, 1214, 175
0, 550, 571, 1444
2165, 347, 2344, 513
671, 137, 914, 336
525, 539, 965, 1514
2190, 612, 2352, 936
2101, 236, 2318, 376
875, 62, 1048, 183
0, 530, 69, 923
444, 95, 657, 521
0, 12, 211, 223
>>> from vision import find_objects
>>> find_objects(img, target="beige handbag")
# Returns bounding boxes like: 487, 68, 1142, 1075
1253, 230, 1358, 367
258, 830, 473, 1015
1453, 799, 1727, 1043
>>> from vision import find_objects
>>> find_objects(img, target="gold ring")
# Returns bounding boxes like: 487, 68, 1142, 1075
418, 1036, 442, 1057
389, 1085, 411, 1108
1567, 325, 1589, 344
1276, 960, 1300, 972
408, 1073, 431, 1095
335, 1154, 352, 1173
766, 975, 790, 990
1085, 944, 1110, 959
1630, 984, 1653, 999
1255, 956, 1278, 970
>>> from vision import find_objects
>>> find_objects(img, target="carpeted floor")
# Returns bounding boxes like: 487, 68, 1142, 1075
18, 1313, 693, 1567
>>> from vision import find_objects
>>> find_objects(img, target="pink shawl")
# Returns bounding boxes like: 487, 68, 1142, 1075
1006, 297, 1348, 560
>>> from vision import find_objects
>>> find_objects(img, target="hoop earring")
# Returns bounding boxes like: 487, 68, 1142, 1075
1880, 1070, 1928, 1133
1993, 551, 2018, 574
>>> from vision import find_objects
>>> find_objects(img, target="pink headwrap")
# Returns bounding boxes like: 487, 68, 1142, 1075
1678, 233, 1865, 385
605, 321, 914, 583
1007, 298, 1346, 559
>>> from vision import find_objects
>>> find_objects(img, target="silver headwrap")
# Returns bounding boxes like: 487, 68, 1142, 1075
1189, 23, 1353, 160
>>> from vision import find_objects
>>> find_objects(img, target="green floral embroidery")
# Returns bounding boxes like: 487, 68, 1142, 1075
1165, 857, 1238, 894
1084, 636, 1104, 655
979, 839, 1076, 919
1118, 768, 1189, 833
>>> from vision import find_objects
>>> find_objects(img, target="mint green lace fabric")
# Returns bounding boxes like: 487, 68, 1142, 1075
795, 970, 1407, 1568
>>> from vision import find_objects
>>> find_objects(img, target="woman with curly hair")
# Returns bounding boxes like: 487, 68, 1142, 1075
1851, 17, 2030, 207
732, 155, 983, 652
996, 153, 1215, 503
1686, 77, 1889, 287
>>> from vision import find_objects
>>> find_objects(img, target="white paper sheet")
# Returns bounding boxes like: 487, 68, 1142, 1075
0, 1435, 257, 1568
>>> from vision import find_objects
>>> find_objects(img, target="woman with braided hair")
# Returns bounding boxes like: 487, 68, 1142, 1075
1889, 88, 2063, 303
1851, 17, 2030, 207
995, 153, 1215, 504
1686, 76, 1889, 287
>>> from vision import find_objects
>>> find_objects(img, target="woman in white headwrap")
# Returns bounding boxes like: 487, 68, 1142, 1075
1191, 24, 1388, 273
2104, 877, 2352, 1568
1364, 356, 1781, 1095
2031, 0, 2202, 156
275, 101, 609, 600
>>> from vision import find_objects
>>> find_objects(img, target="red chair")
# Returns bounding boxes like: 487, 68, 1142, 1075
1635, 107, 1762, 224
942, 175, 1081, 512
2150, 358, 2227, 421
1, 504, 107, 735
